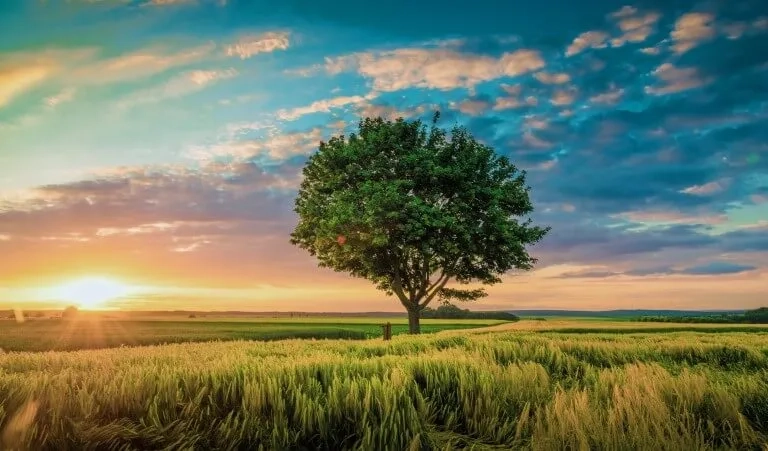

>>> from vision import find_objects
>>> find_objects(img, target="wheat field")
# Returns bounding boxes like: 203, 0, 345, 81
1, 323, 767, 450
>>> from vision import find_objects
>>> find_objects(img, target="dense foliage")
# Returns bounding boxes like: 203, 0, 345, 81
2, 326, 768, 449
421, 303, 519, 321
291, 113, 549, 333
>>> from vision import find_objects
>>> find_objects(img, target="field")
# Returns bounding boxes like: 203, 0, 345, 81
1, 319, 768, 450
0, 316, 503, 352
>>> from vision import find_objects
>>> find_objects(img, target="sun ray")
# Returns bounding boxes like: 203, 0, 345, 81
52, 277, 130, 310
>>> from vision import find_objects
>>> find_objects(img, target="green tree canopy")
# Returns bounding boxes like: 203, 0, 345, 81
290, 113, 550, 333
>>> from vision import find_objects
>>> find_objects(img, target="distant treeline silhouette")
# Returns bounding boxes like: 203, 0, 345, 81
638, 307, 768, 324
421, 303, 519, 321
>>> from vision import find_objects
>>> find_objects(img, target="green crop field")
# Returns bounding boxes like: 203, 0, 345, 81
0, 317, 504, 353
2, 319, 768, 449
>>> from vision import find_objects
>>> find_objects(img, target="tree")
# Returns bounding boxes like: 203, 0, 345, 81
290, 113, 550, 334
62, 305, 79, 320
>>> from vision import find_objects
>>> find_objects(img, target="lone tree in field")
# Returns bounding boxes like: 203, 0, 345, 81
290, 113, 549, 334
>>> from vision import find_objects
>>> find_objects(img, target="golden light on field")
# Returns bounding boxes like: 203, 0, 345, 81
52, 277, 130, 309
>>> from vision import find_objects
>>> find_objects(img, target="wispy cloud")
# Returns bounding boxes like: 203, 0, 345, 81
589, 84, 624, 105
0, 65, 52, 109
225, 31, 290, 59
565, 31, 609, 57
322, 47, 545, 91
680, 179, 729, 196
276, 93, 376, 121
116, 68, 237, 109
71, 43, 216, 84
44, 88, 76, 108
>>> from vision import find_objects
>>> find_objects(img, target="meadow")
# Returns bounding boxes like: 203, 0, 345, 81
0, 317, 502, 352
1, 319, 768, 450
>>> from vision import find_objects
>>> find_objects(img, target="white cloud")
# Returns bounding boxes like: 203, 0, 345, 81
534, 72, 570, 84
189, 128, 324, 162
589, 85, 624, 104
680, 179, 729, 195
45, 87, 76, 108
0, 65, 54, 109
550, 89, 577, 106
116, 68, 237, 109
565, 31, 609, 57
610, 8, 661, 47
72, 43, 215, 84
276, 93, 377, 121
225, 32, 290, 59
323, 47, 544, 92
645, 63, 711, 95
449, 99, 492, 116
493, 83, 536, 110
671, 12, 716, 54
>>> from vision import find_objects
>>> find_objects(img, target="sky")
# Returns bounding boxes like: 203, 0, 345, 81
0, 0, 767, 312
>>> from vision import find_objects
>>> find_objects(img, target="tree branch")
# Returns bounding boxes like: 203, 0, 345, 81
419, 275, 451, 310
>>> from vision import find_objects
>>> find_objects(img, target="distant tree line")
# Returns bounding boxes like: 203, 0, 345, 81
637, 307, 768, 324
421, 303, 519, 321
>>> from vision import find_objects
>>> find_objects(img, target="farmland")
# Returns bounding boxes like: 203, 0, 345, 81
0, 316, 503, 352
2, 319, 768, 449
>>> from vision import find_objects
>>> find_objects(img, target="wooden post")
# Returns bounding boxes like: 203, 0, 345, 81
381, 322, 392, 340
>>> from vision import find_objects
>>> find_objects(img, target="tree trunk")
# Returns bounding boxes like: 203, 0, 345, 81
407, 308, 421, 334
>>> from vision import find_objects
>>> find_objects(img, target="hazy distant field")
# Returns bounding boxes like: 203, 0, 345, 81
2, 321, 768, 450
0, 316, 504, 352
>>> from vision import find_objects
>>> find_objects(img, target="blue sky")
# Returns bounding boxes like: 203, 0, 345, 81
0, 0, 766, 311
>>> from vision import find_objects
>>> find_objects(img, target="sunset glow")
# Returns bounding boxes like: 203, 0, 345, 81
51, 278, 131, 309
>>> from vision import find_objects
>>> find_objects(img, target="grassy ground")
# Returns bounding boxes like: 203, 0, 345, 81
1, 320, 768, 449
0, 317, 504, 352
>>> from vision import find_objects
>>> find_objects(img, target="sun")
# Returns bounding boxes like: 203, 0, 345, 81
53, 277, 130, 309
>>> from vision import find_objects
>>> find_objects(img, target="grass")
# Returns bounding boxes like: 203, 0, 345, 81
2, 320, 768, 449
0, 317, 504, 352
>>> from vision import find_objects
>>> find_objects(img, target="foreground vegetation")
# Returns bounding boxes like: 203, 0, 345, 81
0, 317, 502, 352
2, 322, 768, 449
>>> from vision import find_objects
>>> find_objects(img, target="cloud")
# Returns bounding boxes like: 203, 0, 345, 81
679, 261, 756, 275
680, 179, 729, 196
671, 12, 716, 54
534, 72, 570, 84
225, 31, 291, 59
323, 47, 545, 91
556, 261, 756, 278
609, 7, 661, 47
565, 31, 609, 57
0, 64, 54, 109
589, 84, 624, 104
189, 127, 324, 162
70, 43, 215, 85
616, 210, 727, 226
493, 84, 537, 110
449, 98, 492, 116
550, 89, 576, 106
277, 93, 376, 121
44, 88, 76, 108
143, 0, 196, 5
645, 63, 711, 95
116, 68, 237, 109
356, 103, 431, 121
